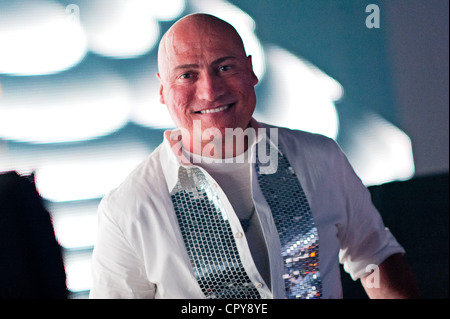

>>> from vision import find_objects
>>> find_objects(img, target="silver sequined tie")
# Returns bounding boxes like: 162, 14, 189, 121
255, 141, 322, 299
171, 167, 261, 299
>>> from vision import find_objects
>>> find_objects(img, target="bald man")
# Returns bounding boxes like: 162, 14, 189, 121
90, 13, 419, 299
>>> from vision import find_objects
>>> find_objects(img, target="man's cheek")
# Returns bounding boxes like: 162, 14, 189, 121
168, 87, 193, 109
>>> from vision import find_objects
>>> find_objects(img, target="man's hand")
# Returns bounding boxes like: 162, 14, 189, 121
361, 253, 421, 299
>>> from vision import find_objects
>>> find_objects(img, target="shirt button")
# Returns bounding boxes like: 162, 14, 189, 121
255, 282, 263, 289
235, 232, 243, 239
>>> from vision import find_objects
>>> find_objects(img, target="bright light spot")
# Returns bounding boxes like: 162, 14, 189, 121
137, 0, 186, 21
0, 0, 87, 76
64, 252, 92, 292
81, 0, 160, 58
347, 113, 415, 186
190, 0, 266, 80
50, 203, 98, 249
132, 91, 176, 129
35, 151, 148, 202
0, 69, 132, 144
129, 73, 176, 129
301, 60, 345, 103
258, 46, 342, 140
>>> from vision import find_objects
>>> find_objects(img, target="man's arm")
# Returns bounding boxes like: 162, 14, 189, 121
361, 253, 420, 299
90, 198, 156, 298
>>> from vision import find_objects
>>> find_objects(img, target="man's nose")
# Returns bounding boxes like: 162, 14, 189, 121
196, 72, 225, 102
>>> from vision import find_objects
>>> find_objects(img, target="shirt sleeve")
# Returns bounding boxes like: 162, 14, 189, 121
332, 142, 405, 281
89, 194, 156, 298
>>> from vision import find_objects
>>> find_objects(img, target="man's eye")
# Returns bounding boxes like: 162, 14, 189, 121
179, 73, 191, 79
219, 65, 231, 72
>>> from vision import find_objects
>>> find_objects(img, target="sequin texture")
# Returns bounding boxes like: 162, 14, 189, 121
255, 141, 322, 299
171, 167, 261, 299
170, 136, 322, 299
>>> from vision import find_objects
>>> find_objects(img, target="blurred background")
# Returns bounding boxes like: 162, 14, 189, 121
0, 0, 448, 298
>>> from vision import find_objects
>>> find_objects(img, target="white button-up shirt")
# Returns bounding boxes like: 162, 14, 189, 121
90, 121, 404, 299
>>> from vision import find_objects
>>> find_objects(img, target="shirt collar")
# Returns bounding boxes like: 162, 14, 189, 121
159, 118, 280, 193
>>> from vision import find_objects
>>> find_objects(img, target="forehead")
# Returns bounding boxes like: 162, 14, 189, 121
161, 19, 246, 69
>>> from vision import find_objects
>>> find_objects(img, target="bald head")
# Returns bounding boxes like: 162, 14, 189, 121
157, 14, 247, 80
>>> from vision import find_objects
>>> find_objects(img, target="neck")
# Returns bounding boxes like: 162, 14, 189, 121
182, 127, 255, 159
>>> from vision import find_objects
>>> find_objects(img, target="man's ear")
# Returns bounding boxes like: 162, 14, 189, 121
156, 73, 165, 104
247, 55, 259, 86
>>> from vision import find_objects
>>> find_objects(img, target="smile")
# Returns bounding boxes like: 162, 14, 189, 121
197, 104, 233, 114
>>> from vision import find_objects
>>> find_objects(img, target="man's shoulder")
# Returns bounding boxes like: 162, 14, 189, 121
258, 121, 338, 151
100, 144, 167, 212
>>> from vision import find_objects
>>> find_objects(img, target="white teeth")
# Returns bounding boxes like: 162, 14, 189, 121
199, 104, 231, 114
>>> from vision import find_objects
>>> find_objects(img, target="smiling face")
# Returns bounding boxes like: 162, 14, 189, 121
157, 14, 259, 155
